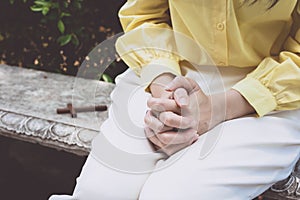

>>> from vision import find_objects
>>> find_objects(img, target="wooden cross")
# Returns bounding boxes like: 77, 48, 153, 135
56, 103, 107, 118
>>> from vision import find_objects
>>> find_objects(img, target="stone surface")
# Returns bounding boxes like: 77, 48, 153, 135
0, 64, 115, 155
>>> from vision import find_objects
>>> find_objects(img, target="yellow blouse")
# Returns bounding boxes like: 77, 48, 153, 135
115, 0, 300, 117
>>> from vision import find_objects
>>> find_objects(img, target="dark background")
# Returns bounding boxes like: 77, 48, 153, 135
0, 136, 86, 200
0, 0, 128, 80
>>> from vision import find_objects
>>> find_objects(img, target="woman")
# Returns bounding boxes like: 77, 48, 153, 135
50, 0, 300, 199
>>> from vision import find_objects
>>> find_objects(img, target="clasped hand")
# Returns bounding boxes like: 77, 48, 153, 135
144, 76, 226, 156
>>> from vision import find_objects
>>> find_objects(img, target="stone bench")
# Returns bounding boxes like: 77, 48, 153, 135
0, 64, 114, 156
0, 64, 298, 200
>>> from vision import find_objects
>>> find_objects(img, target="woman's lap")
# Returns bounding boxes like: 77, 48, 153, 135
139, 114, 300, 199
49, 69, 300, 200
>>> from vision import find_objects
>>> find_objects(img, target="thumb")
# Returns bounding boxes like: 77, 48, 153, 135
165, 76, 197, 94
174, 88, 189, 107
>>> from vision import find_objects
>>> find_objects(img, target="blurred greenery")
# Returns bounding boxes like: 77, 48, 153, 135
0, 0, 127, 82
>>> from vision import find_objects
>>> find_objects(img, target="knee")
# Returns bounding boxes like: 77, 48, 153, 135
138, 175, 257, 200
138, 178, 214, 200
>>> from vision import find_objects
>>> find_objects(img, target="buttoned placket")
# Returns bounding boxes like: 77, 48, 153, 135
212, 0, 228, 66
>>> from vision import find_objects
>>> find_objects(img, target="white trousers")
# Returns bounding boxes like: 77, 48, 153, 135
49, 66, 300, 200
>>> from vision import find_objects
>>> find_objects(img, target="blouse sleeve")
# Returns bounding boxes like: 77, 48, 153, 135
115, 0, 181, 88
232, 3, 300, 117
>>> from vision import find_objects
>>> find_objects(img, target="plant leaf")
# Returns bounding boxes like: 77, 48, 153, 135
57, 34, 72, 46
71, 34, 79, 46
42, 7, 50, 15
57, 20, 65, 34
30, 5, 43, 12
102, 74, 113, 83
60, 12, 71, 18
34, 1, 51, 7
63, 1, 69, 8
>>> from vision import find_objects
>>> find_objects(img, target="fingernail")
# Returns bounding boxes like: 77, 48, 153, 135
179, 97, 188, 105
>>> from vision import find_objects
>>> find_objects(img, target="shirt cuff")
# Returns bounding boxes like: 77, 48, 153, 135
140, 58, 181, 91
232, 76, 277, 117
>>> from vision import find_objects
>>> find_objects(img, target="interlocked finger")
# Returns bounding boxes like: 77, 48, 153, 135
145, 127, 199, 156
156, 128, 198, 145
166, 76, 200, 94
144, 111, 173, 133
144, 126, 165, 149
159, 111, 196, 129
147, 97, 181, 114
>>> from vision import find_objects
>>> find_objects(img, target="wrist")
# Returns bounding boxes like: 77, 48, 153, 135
225, 89, 255, 120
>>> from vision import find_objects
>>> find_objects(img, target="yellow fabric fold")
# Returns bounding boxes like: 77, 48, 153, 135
233, 2, 300, 116
116, 0, 300, 115
140, 58, 181, 90
232, 76, 277, 117
233, 53, 300, 116
115, 0, 181, 86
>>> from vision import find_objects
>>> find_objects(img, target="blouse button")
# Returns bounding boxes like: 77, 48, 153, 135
216, 22, 225, 31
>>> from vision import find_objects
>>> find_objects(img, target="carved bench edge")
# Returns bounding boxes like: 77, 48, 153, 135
0, 110, 99, 156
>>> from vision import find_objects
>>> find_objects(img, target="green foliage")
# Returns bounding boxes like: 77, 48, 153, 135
30, 0, 83, 46
1, 0, 127, 80
57, 34, 72, 46
101, 74, 113, 83
10, 0, 83, 47
57, 20, 65, 34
